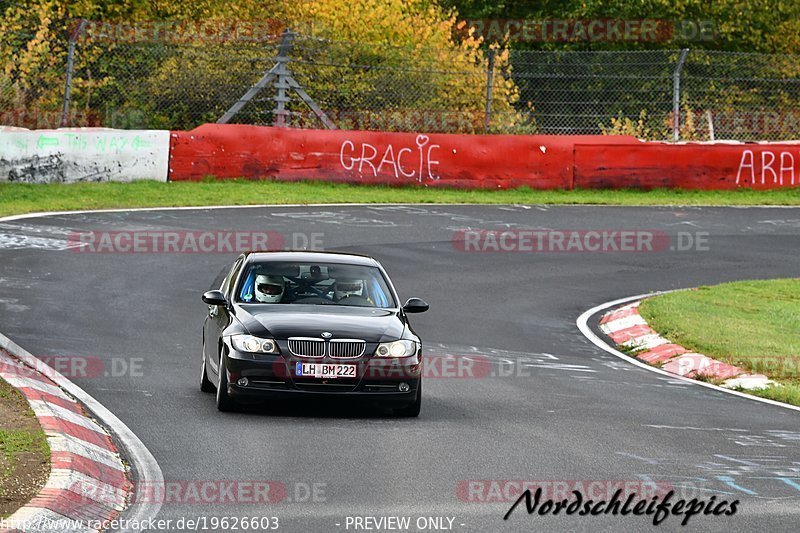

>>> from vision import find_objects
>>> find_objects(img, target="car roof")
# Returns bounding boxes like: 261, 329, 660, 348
244, 250, 380, 267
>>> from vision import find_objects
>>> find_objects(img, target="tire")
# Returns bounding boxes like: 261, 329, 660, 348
393, 380, 422, 418
216, 353, 238, 412
200, 353, 215, 393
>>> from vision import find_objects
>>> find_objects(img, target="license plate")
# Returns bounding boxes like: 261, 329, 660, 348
295, 362, 356, 378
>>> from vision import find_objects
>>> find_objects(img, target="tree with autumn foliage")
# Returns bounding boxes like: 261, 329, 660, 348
0, 0, 519, 131
440, 0, 800, 54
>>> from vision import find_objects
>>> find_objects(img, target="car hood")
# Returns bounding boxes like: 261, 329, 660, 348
235, 304, 406, 342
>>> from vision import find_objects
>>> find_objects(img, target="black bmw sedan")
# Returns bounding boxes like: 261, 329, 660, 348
201, 251, 429, 416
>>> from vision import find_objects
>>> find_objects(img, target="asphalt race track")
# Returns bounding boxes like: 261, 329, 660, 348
1, 205, 799, 532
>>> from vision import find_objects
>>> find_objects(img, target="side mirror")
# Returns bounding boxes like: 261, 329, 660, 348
402, 297, 429, 314
202, 290, 227, 306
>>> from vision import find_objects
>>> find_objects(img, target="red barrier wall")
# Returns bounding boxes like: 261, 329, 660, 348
168, 125, 635, 189
575, 142, 800, 190
168, 125, 800, 189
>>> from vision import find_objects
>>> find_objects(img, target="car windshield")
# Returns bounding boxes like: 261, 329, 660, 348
236, 261, 397, 308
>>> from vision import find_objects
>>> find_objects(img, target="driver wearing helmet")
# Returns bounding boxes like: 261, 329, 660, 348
333, 278, 367, 302
254, 274, 285, 303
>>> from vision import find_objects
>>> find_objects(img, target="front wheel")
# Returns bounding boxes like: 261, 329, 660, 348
216, 354, 238, 412
393, 380, 421, 417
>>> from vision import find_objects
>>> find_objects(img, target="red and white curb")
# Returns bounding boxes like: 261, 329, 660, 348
578, 293, 800, 414
599, 300, 775, 390
0, 349, 132, 532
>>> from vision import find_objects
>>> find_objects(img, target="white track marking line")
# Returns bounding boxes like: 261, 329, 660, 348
3, 202, 800, 226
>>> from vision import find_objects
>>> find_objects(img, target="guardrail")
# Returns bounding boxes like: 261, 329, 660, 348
168, 125, 800, 190
0, 128, 169, 184
2, 125, 798, 189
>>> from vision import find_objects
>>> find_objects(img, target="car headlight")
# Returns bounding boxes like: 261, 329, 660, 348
375, 340, 417, 358
229, 334, 278, 354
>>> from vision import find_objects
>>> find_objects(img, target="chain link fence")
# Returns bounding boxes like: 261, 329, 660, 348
2, 22, 800, 140
513, 48, 800, 140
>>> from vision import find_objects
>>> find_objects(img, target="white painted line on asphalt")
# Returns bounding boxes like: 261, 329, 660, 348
523, 363, 597, 373
0, 332, 164, 531
1, 203, 490, 223
577, 293, 800, 414
3, 202, 800, 227
645, 425, 748, 432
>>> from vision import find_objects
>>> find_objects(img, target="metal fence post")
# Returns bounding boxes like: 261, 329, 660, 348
60, 19, 86, 128
217, 29, 335, 129
217, 30, 293, 125
706, 110, 715, 141
672, 48, 689, 141
272, 30, 295, 127
484, 48, 496, 133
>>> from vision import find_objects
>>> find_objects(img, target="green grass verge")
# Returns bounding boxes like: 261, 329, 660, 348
0, 430, 48, 472
639, 279, 800, 407
2, 180, 800, 217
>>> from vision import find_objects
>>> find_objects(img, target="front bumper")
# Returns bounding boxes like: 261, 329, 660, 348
223, 349, 421, 404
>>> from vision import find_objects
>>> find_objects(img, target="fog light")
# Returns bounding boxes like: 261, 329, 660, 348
237, 378, 249, 387
398, 382, 410, 392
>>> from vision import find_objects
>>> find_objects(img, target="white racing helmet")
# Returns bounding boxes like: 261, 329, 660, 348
254, 275, 285, 303
334, 278, 364, 301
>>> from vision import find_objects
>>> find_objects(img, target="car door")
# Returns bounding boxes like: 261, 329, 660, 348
204, 256, 244, 375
